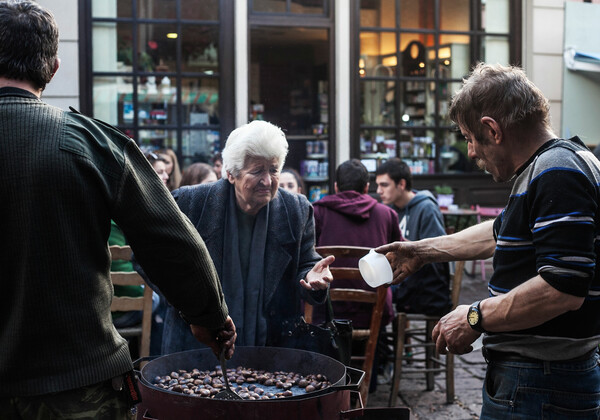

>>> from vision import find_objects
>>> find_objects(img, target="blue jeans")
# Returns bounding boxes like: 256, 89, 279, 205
482, 352, 600, 419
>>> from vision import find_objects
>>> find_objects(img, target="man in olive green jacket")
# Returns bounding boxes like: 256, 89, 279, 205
0, 2, 236, 418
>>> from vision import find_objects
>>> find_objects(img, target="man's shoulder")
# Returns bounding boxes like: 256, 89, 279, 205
372, 200, 397, 215
530, 137, 600, 177
410, 192, 442, 213
60, 108, 138, 178
65, 107, 133, 146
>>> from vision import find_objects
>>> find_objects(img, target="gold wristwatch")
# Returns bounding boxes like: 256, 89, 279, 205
467, 300, 486, 333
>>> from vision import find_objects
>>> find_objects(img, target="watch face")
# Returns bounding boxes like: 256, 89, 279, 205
468, 308, 480, 326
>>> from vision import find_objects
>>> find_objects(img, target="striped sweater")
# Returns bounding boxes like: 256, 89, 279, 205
486, 137, 600, 358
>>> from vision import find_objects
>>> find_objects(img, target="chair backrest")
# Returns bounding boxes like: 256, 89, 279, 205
304, 246, 374, 323
109, 245, 153, 359
312, 246, 387, 405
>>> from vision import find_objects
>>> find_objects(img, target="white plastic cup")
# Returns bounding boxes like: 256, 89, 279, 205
359, 249, 393, 287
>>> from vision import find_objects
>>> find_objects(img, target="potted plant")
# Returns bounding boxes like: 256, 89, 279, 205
434, 185, 454, 208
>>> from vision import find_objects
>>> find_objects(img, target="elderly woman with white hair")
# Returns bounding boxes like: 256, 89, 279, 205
159, 120, 334, 353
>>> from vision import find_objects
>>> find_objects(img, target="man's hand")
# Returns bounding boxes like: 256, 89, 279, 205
300, 255, 335, 291
190, 316, 237, 359
375, 241, 424, 285
431, 305, 480, 354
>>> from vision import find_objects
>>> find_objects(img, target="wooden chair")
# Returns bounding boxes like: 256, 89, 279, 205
306, 246, 388, 406
388, 260, 466, 405
109, 245, 153, 360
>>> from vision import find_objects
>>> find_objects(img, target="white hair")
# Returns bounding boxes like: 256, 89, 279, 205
222, 120, 288, 178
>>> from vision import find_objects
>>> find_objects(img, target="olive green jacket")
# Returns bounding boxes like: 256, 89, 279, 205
0, 87, 227, 396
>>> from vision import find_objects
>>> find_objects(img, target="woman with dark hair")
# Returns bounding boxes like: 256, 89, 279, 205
279, 167, 306, 196
180, 162, 218, 187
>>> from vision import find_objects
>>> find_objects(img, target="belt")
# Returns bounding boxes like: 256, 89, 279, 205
483, 347, 598, 364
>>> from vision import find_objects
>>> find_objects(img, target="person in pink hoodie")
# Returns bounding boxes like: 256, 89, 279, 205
312, 159, 402, 391
313, 159, 401, 327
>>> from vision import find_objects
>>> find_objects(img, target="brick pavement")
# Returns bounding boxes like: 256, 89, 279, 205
365, 261, 491, 419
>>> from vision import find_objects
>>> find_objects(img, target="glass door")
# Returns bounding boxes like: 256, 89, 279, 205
250, 25, 331, 202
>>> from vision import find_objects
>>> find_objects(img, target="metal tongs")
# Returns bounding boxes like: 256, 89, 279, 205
214, 348, 242, 400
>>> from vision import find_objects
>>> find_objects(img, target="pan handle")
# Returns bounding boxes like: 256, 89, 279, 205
339, 391, 364, 419
132, 355, 159, 369
132, 355, 162, 387
140, 408, 158, 420
332, 366, 365, 391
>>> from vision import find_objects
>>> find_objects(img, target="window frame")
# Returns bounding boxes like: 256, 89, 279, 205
79, 0, 235, 162
350, 0, 522, 175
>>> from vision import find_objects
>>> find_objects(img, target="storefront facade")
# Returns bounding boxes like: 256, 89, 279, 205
40, 0, 582, 206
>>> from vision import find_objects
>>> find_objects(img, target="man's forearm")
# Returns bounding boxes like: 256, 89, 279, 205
418, 220, 496, 264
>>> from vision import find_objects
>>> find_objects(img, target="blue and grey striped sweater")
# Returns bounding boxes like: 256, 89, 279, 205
490, 137, 600, 343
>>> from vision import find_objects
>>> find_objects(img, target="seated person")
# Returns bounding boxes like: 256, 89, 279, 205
112, 151, 174, 353
312, 159, 402, 390
312, 159, 401, 329
375, 158, 451, 316
108, 221, 160, 329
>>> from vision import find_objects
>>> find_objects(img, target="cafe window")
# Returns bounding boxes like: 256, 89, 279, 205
251, 0, 328, 15
354, 0, 521, 175
249, 1, 334, 202
82, 0, 234, 167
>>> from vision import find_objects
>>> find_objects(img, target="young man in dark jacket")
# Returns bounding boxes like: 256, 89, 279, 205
375, 158, 452, 316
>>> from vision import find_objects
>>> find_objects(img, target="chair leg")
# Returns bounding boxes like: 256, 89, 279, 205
480, 259, 486, 281
425, 320, 435, 391
388, 313, 407, 407
445, 353, 455, 403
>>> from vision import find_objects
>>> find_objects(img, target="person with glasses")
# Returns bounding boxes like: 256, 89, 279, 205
145, 152, 169, 186
0, 2, 236, 417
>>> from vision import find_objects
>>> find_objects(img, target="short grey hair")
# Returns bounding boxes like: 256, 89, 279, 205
222, 120, 288, 178
449, 62, 551, 141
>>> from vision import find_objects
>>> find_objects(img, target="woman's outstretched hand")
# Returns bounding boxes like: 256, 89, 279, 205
300, 255, 335, 291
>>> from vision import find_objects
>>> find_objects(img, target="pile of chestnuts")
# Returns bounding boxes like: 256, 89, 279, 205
151, 366, 331, 400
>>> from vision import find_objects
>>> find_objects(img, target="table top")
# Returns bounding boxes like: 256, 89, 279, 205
440, 208, 480, 216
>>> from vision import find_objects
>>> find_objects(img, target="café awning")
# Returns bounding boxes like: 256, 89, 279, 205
564, 48, 600, 73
